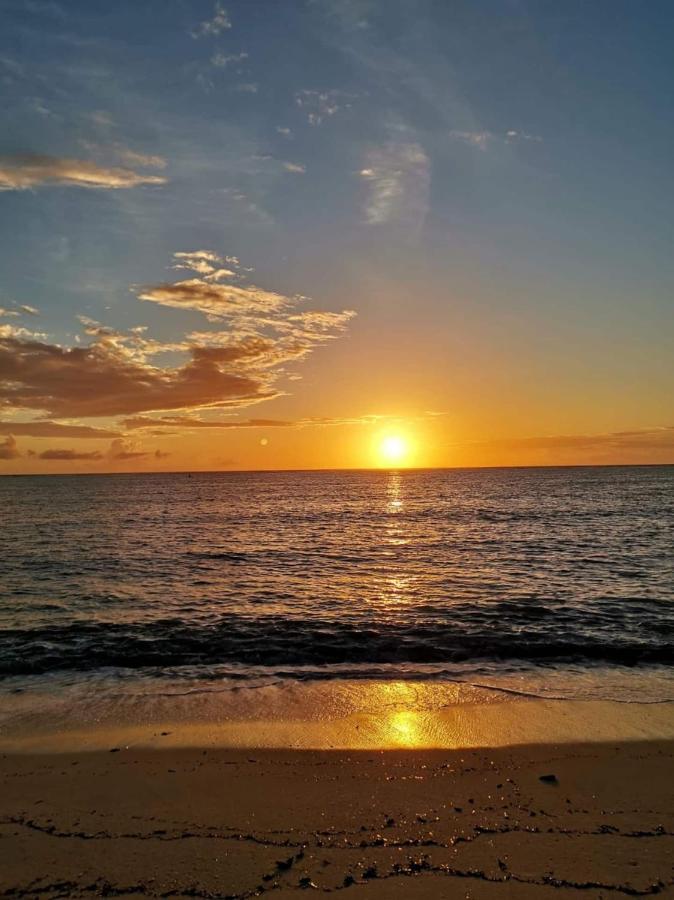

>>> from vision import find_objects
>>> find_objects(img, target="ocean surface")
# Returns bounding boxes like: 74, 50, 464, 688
0, 466, 673, 719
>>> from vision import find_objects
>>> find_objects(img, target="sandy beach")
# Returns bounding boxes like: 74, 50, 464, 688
2, 737, 673, 899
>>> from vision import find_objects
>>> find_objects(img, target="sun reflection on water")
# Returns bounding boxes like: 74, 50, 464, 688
378, 473, 416, 609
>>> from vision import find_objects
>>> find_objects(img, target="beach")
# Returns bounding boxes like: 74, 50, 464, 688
2, 690, 674, 898
2, 737, 673, 899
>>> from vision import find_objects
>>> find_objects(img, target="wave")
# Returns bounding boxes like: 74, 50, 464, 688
1, 616, 671, 677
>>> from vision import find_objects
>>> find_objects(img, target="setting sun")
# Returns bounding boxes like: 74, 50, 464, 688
378, 434, 410, 467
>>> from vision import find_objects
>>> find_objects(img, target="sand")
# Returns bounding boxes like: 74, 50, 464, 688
2, 739, 673, 899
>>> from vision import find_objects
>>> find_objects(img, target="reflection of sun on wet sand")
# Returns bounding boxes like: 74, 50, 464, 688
3, 679, 674, 752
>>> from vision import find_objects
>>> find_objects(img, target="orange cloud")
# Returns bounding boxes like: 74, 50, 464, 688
0, 421, 120, 438
0, 250, 354, 424
0, 154, 167, 190
0, 334, 272, 417
464, 426, 674, 453
38, 448, 103, 460
122, 415, 295, 430
0, 435, 19, 459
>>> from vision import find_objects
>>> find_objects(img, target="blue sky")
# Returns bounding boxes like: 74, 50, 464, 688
0, 0, 673, 469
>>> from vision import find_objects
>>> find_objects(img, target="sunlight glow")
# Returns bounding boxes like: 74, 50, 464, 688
377, 433, 410, 467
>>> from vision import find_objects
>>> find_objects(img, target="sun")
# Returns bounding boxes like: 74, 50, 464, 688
378, 434, 409, 467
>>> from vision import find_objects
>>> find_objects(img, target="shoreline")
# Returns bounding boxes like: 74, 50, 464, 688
2, 685, 674, 753
2, 740, 673, 898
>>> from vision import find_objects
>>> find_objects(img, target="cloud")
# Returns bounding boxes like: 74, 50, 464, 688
139, 253, 355, 375
0, 420, 120, 438
191, 2, 231, 37
79, 141, 168, 171
108, 438, 148, 460
0, 251, 354, 419
211, 51, 248, 68
221, 187, 274, 225
360, 142, 430, 231
123, 415, 295, 430
0, 333, 270, 417
0, 435, 20, 459
282, 161, 306, 174
111, 147, 167, 169
0, 323, 47, 340
294, 89, 354, 125
38, 448, 103, 460
139, 279, 289, 320
505, 130, 542, 143
463, 426, 674, 454
0, 154, 167, 191
90, 110, 114, 128
449, 129, 543, 150
122, 413, 382, 431
449, 130, 492, 150
141, 251, 355, 333
173, 250, 238, 281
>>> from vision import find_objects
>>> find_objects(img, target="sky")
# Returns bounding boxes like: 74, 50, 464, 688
0, 0, 673, 472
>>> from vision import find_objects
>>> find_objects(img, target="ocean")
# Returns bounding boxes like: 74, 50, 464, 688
1, 466, 673, 740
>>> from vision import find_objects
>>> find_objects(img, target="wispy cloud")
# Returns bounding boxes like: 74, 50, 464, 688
0, 420, 119, 438
360, 142, 430, 232
282, 161, 306, 174
506, 130, 543, 144
140, 249, 354, 334
295, 89, 355, 125
122, 414, 381, 431
221, 187, 274, 226
123, 415, 295, 430
191, 2, 231, 38
110, 146, 167, 169
211, 50, 248, 68
449, 129, 543, 150
0, 154, 167, 190
448, 130, 492, 150
462, 426, 674, 454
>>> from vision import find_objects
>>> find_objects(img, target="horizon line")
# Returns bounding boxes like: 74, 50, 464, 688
1, 461, 673, 478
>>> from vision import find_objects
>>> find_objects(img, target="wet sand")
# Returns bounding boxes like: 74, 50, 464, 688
2, 740, 673, 899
